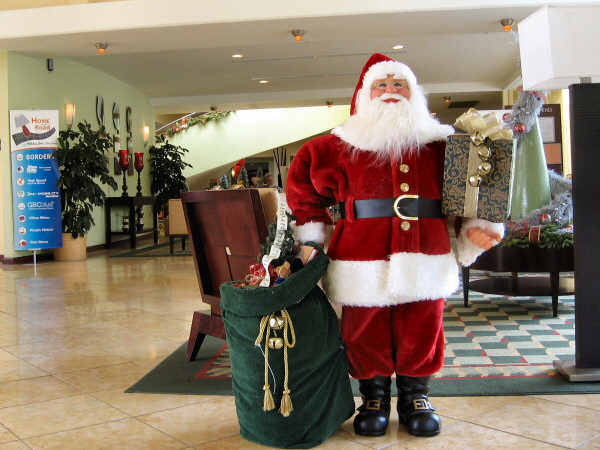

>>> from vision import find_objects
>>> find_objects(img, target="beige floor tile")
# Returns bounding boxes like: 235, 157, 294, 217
102, 338, 183, 363
0, 349, 19, 363
0, 376, 82, 408
138, 397, 240, 447
54, 362, 151, 393
21, 347, 131, 374
14, 307, 105, 330
534, 393, 600, 411
0, 424, 18, 444
433, 395, 524, 420
0, 359, 48, 383
0, 321, 62, 347
468, 396, 600, 447
576, 435, 600, 449
2, 335, 91, 359
55, 321, 166, 348
24, 418, 189, 449
387, 421, 564, 449
0, 394, 128, 439
0, 441, 31, 449
91, 388, 211, 416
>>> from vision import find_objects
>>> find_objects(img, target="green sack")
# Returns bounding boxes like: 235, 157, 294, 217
220, 243, 355, 449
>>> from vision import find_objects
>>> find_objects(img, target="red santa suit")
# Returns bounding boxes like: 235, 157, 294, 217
286, 54, 503, 380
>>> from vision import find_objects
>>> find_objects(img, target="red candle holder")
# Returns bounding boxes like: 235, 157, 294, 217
118, 150, 129, 197
134, 152, 144, 196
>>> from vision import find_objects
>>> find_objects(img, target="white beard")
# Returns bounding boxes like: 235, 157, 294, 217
333, 85, 454, 158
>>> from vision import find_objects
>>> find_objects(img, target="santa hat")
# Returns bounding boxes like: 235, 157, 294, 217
350, 53, 419, 115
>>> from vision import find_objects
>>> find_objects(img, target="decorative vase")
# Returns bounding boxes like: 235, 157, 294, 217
54, 233, 87, 261
134, 152, 144, 196
119, 149, 129, 197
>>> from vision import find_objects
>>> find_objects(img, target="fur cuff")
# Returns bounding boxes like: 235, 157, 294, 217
292, 221, 334, 247
456, 218, 505, 266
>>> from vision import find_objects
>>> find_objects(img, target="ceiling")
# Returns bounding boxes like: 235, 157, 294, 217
0, 1, 564, 128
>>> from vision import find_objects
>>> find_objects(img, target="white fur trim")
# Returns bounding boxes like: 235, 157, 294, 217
456, 218, 505, 266
292, 221, 334, 247
322, 252, 459, 307
362, 60, 418, 92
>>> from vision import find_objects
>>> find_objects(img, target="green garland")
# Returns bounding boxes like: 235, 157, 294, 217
499, 223, 573, 249
159, 110, 233, 139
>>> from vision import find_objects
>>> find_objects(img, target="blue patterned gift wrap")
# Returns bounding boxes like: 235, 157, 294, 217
442, 134, 516, 223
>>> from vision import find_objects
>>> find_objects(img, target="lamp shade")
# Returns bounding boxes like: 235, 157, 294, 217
142, 125, 150, 147
520, 6, 600, 90
65, 104, 76, 128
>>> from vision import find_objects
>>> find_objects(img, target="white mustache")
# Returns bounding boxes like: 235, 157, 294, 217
379, 93, 406, 101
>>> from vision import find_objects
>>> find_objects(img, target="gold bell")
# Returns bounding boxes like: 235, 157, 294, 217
477, 161, 492, 175
269, 316, 285, 330
268, 337, 284, 350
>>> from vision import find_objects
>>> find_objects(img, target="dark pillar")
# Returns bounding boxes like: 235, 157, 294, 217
554, 83, 600, 380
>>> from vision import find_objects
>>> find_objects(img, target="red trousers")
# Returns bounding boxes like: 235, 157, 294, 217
341, 299, 445, 379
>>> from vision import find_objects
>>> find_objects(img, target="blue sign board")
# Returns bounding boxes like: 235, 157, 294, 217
10, 110, 62, 251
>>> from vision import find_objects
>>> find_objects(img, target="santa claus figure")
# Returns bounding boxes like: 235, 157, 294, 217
286, 53, 503, 438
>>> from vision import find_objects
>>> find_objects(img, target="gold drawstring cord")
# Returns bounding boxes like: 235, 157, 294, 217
254, 310, 297, 417
255, 315, 275, 411
279, 309, 296, 417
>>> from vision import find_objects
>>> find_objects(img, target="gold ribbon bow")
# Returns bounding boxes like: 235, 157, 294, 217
454, 108, 513, 145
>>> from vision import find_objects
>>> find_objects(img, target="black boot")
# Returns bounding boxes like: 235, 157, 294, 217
396, 376, 441, 437
353, 376, 391, 436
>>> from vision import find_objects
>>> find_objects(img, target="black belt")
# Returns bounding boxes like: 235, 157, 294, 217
339, 195, 443, 220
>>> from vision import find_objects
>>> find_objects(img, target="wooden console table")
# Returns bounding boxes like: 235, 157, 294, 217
105, 196, 158, 249
462, 246, 575, 317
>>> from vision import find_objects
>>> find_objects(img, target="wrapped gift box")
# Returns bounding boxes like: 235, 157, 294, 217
442, 133, 516, 222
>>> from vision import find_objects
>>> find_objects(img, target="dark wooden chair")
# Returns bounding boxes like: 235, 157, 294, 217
181, 189, 279, 360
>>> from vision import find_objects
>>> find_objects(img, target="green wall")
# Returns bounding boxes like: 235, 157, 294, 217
0, 52, 155, 258
169, 106, 350, 180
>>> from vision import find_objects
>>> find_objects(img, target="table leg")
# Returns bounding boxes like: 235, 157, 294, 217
462, 266, 470, 307
550, 271, 559, 317
153, 204, 158, 244
129, 203, 136, 248
105, 204, 112, 249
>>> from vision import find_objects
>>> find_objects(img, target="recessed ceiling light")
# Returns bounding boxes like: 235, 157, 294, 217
259, 80, 269, 84
232, 54, 243, 58
392, 44, 404, 50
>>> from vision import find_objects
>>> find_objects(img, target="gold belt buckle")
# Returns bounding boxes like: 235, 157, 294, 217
393, 194, 419, 220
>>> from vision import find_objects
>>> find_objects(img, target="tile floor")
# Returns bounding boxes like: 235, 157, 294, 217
1, 241, 600, 449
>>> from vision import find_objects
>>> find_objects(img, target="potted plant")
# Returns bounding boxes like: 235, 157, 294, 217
149, 134, 192, 215
52, 121, 117, 261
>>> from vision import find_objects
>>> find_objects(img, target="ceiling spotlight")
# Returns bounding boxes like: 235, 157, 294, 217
259, 79, 269, 84
95, 42, 108, 54
500, 19, 514, 31
231, 54, 243, 58
444, 96, 451, 104
291, 29, 305, 42
326, 101, 333, 108
392, 44, 404, 50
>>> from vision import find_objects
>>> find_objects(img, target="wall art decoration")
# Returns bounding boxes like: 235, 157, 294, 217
96, 96, 105, 126
126, 106, 132, 135
112, 102, 120, 133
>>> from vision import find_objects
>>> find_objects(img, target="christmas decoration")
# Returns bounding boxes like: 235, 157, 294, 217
219, 173, 231, 190
503, 88, 551, 219
160, 110, 233, 139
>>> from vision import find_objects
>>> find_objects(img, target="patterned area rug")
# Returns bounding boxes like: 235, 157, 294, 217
127, 274, 600, 396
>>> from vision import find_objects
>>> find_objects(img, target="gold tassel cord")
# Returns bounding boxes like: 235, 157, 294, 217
255, 310, 297, 417
279, 309, 296, 417
255, 315, 275, 411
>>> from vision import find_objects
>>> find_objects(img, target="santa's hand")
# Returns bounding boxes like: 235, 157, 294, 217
466, 227, 502, 250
